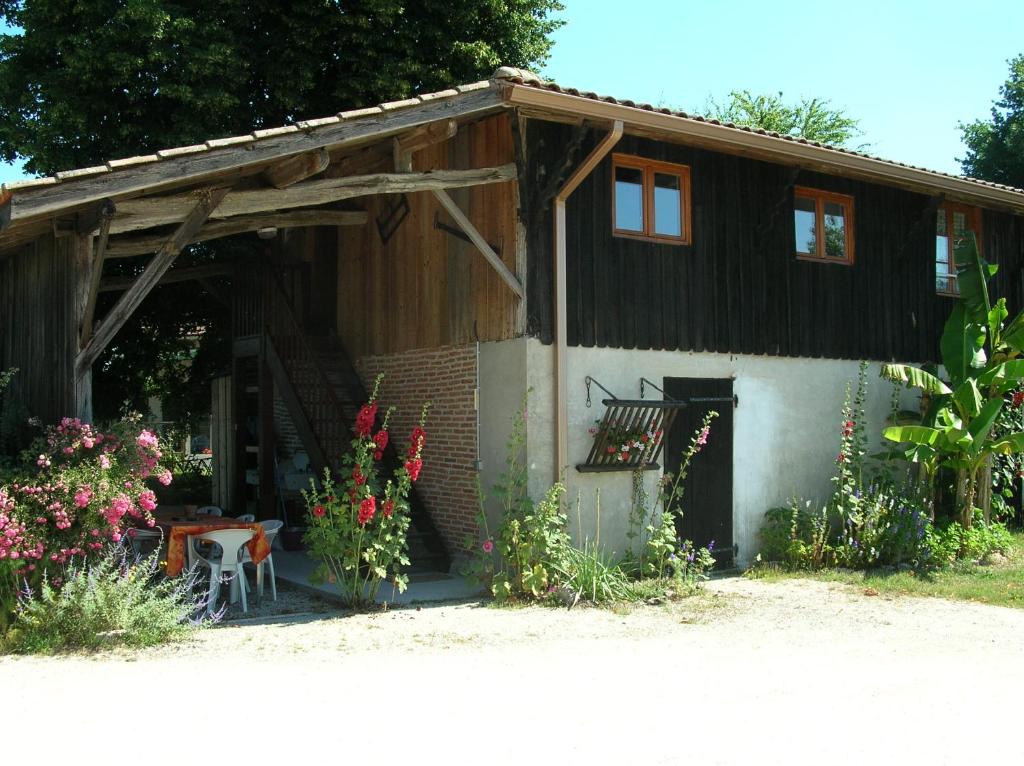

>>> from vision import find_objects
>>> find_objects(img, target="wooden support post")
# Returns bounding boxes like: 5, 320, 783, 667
258, 355, 275, 521
79, 199, 116, 346
552, 120, 623, 479
75, 187, 228, 377
72, 233, 94, 421
431, 188, 524, 299
263, 148, 330, 189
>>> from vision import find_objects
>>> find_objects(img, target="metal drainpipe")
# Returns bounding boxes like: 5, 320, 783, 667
552, 120, 624, 478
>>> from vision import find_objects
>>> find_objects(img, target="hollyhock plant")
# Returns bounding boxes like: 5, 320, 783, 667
303, 374, 430, 607
0, 414, 173, 628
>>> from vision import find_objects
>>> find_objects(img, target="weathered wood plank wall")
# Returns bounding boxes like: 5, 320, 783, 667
0, 233, 80, 423
524, 119, 1024, 364
335, 113, 519, 358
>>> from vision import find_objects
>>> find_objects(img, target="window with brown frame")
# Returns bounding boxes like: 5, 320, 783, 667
612, 154, 691, 244
793, 187, 855, 264
935, 203, 983, 296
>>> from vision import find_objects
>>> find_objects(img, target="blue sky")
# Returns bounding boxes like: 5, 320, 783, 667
1, 1, 1021, 181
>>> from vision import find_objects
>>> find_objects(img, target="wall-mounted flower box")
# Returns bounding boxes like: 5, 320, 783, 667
576, 398, 684, 473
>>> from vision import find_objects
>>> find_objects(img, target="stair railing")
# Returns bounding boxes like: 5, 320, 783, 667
264, 270, 353, 468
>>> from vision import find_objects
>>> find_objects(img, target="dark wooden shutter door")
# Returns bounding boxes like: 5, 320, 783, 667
663, 377, 735, 567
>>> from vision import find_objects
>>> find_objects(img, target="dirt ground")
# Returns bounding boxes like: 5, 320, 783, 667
3, 576, 1023, 764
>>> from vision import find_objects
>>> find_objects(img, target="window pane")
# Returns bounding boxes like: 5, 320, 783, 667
823, 201, 847, 258
794, 196, 816, 255
953, 210, 967, 236
615, 166, 644, 232
653, 172, 682, 237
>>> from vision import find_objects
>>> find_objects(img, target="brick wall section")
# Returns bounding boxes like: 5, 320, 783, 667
357, 344, 479, 554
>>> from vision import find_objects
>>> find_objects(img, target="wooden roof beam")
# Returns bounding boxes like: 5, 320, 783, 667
105, 209, 367, 258
1, 86, 504, 229
262, 148, 330, 189
98, 262, 233, 292
109, 164, 517, 234
393, 119, 457, 171
76, 187, 229, 377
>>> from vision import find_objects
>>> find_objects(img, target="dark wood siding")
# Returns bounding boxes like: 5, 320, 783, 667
0, 233, 79, 423
524, 119, 1024, 363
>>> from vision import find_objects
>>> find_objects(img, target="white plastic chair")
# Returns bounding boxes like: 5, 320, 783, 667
241, 520, 284, 601
195, 506, 223, 517
234, 513, 256, 523
191, 528, 256, 615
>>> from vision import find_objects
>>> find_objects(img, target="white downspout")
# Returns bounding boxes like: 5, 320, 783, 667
552, 120, 624, 478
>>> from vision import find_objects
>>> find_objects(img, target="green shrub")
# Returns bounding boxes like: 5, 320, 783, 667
3, 545, 207, 654
551, 540, 632, 604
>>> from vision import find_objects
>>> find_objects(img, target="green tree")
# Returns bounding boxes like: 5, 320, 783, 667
0, 0, 564, 174
960, 54, 1024, 189
0, 0, 562, 426
701, 89, 864, 147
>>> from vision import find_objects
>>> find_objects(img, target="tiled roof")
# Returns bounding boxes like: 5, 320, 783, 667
0, 80, 494, 196
3, 66, 1022, 206
498, 69, 1024, 198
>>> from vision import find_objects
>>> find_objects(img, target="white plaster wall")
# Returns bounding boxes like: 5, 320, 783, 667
477, 339, 530, 540
479, 338, 911, 568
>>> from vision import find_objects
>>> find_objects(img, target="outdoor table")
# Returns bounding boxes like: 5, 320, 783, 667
156, 516, 271, 577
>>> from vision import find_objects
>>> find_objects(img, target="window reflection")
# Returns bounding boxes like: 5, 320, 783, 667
794, 196, 816, 254
653, 173, 682, 237
614, 166, 644, 232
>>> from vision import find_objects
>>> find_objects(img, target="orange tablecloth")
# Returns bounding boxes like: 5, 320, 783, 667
162, 520, 270, 577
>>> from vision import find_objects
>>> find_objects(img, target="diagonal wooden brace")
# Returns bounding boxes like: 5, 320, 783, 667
75, 187, 229, 377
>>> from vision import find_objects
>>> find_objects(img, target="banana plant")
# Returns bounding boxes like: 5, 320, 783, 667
882, 233, 1024, 526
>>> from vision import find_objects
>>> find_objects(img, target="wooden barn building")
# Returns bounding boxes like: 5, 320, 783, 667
3, 67, 1024, 567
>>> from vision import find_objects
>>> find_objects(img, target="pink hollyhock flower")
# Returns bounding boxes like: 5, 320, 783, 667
482, 539, 494, 554
312, 504, 326, 518
82, 436, 94, 449
158, 470, 173, 486
99, 454, 111, 470
73, 487, 92, 508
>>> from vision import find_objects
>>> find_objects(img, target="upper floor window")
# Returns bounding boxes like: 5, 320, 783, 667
794, 187, 855, 264
612, 154, 691, 244
936, 204, 982, 296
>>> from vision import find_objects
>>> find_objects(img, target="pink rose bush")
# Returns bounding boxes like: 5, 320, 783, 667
303, 375, 429, 606
0, 416, 172, 626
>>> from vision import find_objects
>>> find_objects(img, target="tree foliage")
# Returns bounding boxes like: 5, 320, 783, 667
959, 54, 1024, 188
0, 0, 562, 427
701, 89, 864, 147
0, 0, 563, 174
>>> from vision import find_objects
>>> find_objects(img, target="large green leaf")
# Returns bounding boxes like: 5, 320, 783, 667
976, 359, 1024, 390
939, 303, 987, 383
880, 364, 952, 395
952, 378, 983, 418
1000, 307, 1024, 353
954, 232, 995, 325
882, 425, 942, 446
966, 397, 1004, 456
989, 432, 1024, 455
989, 298, 1008, 349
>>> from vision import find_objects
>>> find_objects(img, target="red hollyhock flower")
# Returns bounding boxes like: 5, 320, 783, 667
374, 450, 383, 461
382, 499, 394, 518
405, 458, 423, 482
407, 425, 427, 457
312, 504, 326, 518
373, 430, 389, 451
358, 496, 376, 526
355, 403, 378, 438
352, 466, 366, 486
1013, 391, 1024, 409
837, 453, 847, 463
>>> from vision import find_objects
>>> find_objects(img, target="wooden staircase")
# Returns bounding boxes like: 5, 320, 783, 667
261, 271, 450, 573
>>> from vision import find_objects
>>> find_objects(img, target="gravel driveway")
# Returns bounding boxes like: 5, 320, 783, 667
3, 577, 1023, 764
